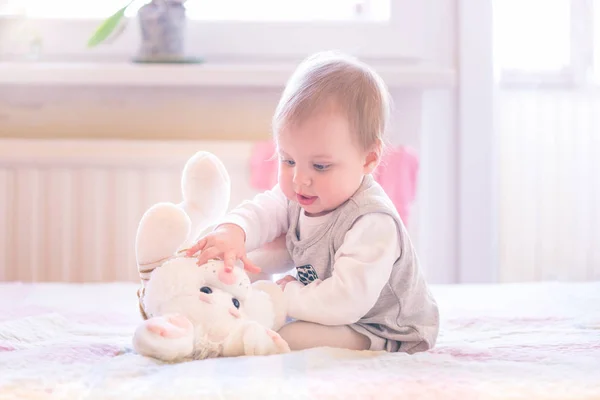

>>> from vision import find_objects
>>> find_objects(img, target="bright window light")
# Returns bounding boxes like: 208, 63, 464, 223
593, 0, 600, 80
494, 0, 571, 72
0, 0, 390, 22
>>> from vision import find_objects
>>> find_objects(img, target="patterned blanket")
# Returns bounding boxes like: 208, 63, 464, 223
1, 281, 598, 399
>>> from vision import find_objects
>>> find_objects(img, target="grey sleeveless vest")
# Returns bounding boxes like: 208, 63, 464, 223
285, 174, 439, 353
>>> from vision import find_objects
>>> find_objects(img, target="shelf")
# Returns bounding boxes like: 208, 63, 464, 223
0, 61, 456, 89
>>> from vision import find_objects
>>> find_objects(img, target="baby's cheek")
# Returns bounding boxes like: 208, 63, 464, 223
277, 172, 295, 199
320, 179, 354, 208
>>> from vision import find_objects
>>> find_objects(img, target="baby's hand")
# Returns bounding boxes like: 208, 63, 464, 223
276, 275, 297, 290
185, 224, 261, 274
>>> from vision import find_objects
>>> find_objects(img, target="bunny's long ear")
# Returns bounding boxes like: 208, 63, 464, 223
178, 151, 231, 249
135, 203, 191, 285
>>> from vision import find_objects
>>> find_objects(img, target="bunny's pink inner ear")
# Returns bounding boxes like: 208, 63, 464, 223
250, 140, 278, 191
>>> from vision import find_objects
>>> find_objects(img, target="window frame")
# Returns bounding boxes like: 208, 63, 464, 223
0, 0, 430, 62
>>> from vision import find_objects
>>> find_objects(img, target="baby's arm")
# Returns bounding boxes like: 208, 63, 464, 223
218, 184, 290, 253
188, 184, 290, 270
283, 213, 400, 326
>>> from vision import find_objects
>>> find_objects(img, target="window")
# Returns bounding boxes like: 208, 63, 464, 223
494, 0, 571, 73
593, 0, 600, 81
493, 0, 599, 86
1, 0, 427, 63
1, 0, 389, 22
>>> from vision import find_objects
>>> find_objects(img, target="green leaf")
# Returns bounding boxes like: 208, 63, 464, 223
87, 1, 135, 48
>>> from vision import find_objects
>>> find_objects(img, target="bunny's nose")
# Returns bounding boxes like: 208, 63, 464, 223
218, 268, 237, 285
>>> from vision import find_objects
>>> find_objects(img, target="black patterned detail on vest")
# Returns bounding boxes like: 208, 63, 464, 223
296, 264, 319, 285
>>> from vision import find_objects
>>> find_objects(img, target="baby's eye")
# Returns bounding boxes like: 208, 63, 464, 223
199, 287, 212, 294
313, 164, 330, 171
232, 298, 240, 309
281, 159, 295, 167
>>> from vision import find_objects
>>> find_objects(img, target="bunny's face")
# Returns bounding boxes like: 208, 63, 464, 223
197, 259, 252, 301
142, 257, 255, 341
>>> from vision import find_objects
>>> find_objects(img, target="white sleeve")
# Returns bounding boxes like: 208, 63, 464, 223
282, 213, 400, 326
217, 185, 289, 253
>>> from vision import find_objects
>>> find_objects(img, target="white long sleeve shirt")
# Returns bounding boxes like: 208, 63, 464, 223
220, 185, 401, 325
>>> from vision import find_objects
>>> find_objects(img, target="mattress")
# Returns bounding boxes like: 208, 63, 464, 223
0, 281, 598, 399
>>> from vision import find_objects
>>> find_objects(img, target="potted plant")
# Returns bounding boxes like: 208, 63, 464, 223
88, 0, 192, 63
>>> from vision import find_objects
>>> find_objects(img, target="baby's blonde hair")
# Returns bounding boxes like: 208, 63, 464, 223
272, 51, 391, 153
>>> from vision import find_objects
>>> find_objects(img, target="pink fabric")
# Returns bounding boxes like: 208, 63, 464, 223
249, 141, 278, 191
249, 141, 419, 225
372, 146, 419, 224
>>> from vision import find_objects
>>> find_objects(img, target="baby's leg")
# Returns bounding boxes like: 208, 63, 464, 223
278, 321, 370, 351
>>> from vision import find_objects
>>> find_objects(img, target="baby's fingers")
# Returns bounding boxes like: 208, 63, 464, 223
196, 246, 220, 266
276, 275, 295, 284
241, 256, 261, 274
186, 238, 207, 256
223, 252, 236, 272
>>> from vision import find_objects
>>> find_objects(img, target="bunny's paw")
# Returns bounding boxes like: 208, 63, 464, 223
133, 314, 194, 362
242, 322, 291, 356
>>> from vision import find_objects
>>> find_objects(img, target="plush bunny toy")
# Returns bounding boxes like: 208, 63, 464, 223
132, 151, 292, 362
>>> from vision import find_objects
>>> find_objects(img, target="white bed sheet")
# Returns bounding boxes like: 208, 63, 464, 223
0, 281, 598, 399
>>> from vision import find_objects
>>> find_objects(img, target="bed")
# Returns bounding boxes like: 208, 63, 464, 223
0, 281, 598, 399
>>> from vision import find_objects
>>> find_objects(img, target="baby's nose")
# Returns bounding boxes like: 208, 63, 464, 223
293, 170, 312, 187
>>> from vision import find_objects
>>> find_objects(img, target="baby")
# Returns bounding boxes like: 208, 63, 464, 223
187, 51, 439, 353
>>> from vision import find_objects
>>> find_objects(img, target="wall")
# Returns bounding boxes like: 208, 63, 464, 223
0, 85, 279, 141
0, 139, 257, 283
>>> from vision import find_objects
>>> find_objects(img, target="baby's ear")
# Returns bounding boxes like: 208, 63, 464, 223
363, 140, 382, 174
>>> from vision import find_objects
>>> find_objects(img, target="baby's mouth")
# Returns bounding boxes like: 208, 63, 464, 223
296, 193, 317, 206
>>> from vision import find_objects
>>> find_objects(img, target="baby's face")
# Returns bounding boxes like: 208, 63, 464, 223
277, 111, 376, 217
